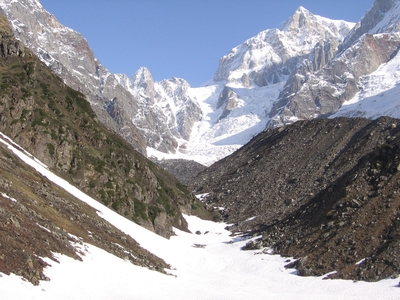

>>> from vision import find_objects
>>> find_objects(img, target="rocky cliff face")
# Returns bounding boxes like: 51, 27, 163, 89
190, 116, 400, 281
0, 15, 206, 238
113, 69, 203, 153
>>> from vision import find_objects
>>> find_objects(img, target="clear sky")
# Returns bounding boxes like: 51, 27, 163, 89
39, 0, 375, 87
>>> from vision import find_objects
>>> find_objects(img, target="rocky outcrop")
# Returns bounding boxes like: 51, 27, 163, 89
270, 33, 400, 126
0, 14, 24, 57
191, 116, 400, 281
217, 87, 239, 120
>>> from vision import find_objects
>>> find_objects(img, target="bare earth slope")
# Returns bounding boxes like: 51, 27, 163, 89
191, 116, 400, 281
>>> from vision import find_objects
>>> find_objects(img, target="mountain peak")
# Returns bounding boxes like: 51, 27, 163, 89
280, 6, 315, 31
130, 67, 154, 89
295, 6, 310, 14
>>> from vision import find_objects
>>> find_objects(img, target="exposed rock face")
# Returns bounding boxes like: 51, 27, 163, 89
0, 15, 204, 239
270, 34, 400, 127
340, 0, 400, 50
217, 87, 239, 120
115, 70, 203, 153
191, 116, 400, 281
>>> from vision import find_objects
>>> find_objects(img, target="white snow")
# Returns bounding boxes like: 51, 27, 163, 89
1, 132, 400, 299
0, 192, 17, 202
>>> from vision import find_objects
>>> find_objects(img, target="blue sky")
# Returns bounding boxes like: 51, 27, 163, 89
39, 0, 375, 87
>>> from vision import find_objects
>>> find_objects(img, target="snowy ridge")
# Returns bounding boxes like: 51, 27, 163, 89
369, 0, 400, 33
1, 131, 399, 299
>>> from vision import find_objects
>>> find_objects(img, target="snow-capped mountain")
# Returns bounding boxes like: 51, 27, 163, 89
2, 0, 400, 166
271, 0, 400, 127
213, 6, 352, 86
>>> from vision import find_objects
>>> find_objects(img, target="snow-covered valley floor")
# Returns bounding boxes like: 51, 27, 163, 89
2, 215, 400, 300
1, 132, 400, 299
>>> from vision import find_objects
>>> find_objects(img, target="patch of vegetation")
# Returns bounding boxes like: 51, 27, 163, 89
88, 180, 96, 189
94, 158, 105, 173
133, 198, 148, 221
148, 205, 163, 224
31, 108, 47, 127
105, 181, 114, 189
157, 188, 176, 217
111, 200, 121, 211
46, 143, 55, 156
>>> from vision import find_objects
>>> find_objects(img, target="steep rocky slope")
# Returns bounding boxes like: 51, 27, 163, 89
0, 14, 206, 238
0, 135, 168, 285
0, 0, 148, 154
191, 116, 400, 281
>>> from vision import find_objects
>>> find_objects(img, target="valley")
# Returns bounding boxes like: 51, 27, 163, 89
1, 0, 400, 298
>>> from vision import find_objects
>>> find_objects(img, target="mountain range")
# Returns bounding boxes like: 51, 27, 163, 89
1, 0, 400, 295
3, 0, 400, 168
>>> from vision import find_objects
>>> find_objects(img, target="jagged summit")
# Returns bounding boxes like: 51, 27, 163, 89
130, 67, 154, 88
279, 6, 314, 31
